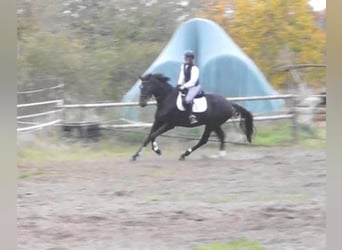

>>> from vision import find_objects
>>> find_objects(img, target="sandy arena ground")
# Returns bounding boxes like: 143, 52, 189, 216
17, 146, 326, 250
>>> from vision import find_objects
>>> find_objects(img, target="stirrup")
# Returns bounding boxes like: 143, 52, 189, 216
189, 115, 197, 124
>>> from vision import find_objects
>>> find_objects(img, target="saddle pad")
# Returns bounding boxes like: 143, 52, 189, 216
176, 92, 208, 113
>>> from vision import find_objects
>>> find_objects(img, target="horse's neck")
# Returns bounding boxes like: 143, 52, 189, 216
154, 90, 178, 119
154, 84, 176, 108
154, 83, 174, 102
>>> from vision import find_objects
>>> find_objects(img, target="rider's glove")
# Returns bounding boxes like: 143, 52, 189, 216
177, 84, 185, 90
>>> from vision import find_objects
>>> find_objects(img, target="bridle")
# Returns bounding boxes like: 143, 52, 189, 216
139, 77, 167, 102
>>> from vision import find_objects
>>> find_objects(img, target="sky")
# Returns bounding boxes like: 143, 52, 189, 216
309, 0, 326, 11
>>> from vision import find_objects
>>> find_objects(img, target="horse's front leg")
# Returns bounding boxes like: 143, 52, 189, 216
131, 121, 162, 161
149, 123, 174, 153
132, 123, 174, 161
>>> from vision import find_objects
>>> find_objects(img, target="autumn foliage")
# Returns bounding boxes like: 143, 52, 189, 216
198, 0, 326, 89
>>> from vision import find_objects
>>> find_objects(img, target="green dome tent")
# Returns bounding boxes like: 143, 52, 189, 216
122, 18, 284, 116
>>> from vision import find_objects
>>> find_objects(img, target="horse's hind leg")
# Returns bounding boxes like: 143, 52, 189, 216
214, 126, 227, 157
179, 126, 213, 160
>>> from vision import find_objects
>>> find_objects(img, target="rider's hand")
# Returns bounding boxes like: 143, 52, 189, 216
178, 85, 185, 90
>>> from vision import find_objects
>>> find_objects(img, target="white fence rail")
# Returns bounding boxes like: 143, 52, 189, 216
17, 99, 63, 108
57, 94, 298, 142
59, 94, 326, 109
17, 109, 63, 119
101, 114, 295, 129
17, 83, 64, 132
17, 119, 61, 132
17, 93, 326, 143
59, 94, 295, 109
17, 83, 64, 95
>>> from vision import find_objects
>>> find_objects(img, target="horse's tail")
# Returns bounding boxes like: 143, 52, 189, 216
231, 103, 254, 143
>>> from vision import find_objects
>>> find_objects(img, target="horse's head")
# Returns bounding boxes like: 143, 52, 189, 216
138, 73, 170, 107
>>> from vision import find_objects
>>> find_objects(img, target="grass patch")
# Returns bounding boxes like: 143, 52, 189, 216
254, 124, 292, 145
196, 238, 265, 250
19, 172, 33, 179
253, 120, 325, 147
19, 167, 44, 179
114, 129, 147, 144
17, 132, 139, 165
17, 142, 136, 165
17, 119, 325, 165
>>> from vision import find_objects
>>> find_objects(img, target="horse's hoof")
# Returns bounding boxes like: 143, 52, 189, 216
155, 149, 162, 155
179, 155, 186, 161
131, 155, 137, 161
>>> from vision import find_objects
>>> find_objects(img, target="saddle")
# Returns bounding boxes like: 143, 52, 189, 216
176, 90, 207, 113
179, 89, 205, 98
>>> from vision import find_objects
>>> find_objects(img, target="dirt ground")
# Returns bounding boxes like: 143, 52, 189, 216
17, 146, 326, 250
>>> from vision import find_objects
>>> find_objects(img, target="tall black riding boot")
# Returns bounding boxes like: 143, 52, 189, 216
184, 102, 197, 124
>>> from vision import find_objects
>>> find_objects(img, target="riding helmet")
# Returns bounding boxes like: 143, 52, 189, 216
184, 50, 195, 59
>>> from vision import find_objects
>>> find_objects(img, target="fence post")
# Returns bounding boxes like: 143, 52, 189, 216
57, 79, 65, 123
291, 95, 298, 144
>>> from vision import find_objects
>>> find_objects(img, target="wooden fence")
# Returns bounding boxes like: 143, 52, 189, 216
17, 89, 326, 143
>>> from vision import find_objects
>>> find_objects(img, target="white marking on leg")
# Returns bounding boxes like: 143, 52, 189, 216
152, 141, 159, 151
187, 148, 192, 153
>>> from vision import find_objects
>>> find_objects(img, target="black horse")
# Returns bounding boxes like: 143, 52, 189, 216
132, 73, 254, 160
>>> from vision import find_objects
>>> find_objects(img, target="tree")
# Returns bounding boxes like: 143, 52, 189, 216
198, 0, 326, 89
17, 0, 207, 101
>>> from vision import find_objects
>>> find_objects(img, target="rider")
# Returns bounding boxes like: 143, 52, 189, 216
177, 50, 201, 124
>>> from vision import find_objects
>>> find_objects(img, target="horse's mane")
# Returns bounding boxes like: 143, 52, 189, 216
141, 73, 173, 89
141, 73, 169, 83
153, 73, 171, 83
